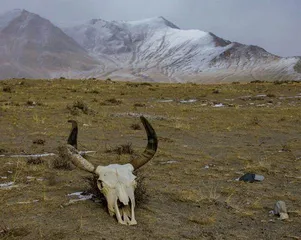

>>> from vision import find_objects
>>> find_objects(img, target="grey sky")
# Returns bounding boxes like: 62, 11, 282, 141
0, 0, 300, 57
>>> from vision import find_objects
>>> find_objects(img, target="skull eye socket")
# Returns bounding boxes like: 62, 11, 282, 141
97, 180, 103, 190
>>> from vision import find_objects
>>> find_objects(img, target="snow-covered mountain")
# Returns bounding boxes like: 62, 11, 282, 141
0, 9, 300, 82
0, 9, 98, 79
64, 16, 301, 82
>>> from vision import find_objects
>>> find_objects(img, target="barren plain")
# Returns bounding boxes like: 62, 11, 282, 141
0, 79, 300, 239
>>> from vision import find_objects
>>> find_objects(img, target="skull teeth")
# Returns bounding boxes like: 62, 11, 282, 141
114, 199, 137, 225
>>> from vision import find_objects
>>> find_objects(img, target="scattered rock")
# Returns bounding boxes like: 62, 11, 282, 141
238, 173, 264, 183
179, 99, 197, 103
158, 99, 173, 103
213, 103, 225, 108
272, 201, 289, 220
160, 160, 178, 164
0, 182, 15, 189
63, 191, 94, 206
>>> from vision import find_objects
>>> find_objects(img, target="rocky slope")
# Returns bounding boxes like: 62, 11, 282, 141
64, 16, 300, 82
0, 10, 300, 82
0, 9, 98, 79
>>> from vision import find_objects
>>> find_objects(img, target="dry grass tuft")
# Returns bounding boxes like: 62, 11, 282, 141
126, 82, 152, 87
27, 157, 44, 165
105, 143, 134, 155
133, 103, 146, 107
134, 174, 148, 206
188, 215, 216, 225
130, 123, 142, 130
83, 175, 105, 202
0, 222, 29, 239
32, 139, 45, 145
0, 222, 10, 238
250, 116, 260, 125
51, 146, 74, 170
67, 100, 94, 115
101, 98, 122, 106
2, 86, 12, 93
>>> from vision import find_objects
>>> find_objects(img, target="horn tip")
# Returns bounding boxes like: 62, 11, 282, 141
140, 115, 147, 123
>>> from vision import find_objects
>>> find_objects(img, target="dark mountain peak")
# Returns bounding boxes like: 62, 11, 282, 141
157, 16, 180, 29
209, 32, 231, 47
89, 18, 106, 25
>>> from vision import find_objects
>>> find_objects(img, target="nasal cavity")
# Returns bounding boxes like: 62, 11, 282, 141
116, 184, 129, 205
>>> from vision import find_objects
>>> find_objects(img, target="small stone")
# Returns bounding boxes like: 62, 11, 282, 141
239, 173, 264, 182
273, 201, 289, 220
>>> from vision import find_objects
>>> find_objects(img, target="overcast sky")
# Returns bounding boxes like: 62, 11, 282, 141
0, 0, 300, 57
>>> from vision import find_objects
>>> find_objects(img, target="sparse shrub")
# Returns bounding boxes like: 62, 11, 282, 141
105, 143, 134, 155
249, 95, 265, 101
127, 83, 139, 87
0, 222, 10, 238
251, 117, 260, 125
130, 123, 142, 130
47, 174, 58, 186
100, 98, 122, 106
139, 82, 152, 86
2, 86, 12, 93
281, 144, 291, 152
32, 139, 45, 145
134, 174, 148, 206
0, 222, 29, 238
90, 89, 99, 94
52, 146, 74, 170
27, 157, 44, 165
52, 156, 73, 170
26, 100, 36, 106
273, 80, 290, 85
83, 175, 105, 202
127, 82, 152, 87
0, 148, 7, 154
250, 80, 265, 84
105, 78, 114, 83
133, 103, 146, 107
67, 100, 94, 115
267, 93, 276, 98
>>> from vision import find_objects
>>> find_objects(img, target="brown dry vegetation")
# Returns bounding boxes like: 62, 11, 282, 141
0, 79, 301, 239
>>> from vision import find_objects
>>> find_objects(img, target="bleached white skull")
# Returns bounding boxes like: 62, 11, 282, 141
63, 116, 157, 225
95, 164, 137, 224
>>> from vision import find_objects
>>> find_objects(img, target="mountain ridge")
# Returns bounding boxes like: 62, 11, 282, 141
0, 9, 300, 82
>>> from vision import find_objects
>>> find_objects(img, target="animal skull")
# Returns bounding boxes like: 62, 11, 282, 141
63, 116, 158, 225
95, 164, 137, 225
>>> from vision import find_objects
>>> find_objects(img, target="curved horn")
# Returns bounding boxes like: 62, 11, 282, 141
67, 120, 78, 149
130, 116, 158, 170
62, 145, 96, 173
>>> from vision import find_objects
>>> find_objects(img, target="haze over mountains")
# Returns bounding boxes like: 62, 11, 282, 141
0, 9, 300, 82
